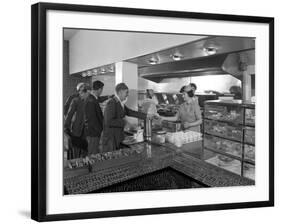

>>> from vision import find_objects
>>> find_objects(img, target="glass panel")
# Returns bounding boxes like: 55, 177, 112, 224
204, 119, 243, 142
204, 150, 241, 176
204, 134, 242, 158
244, 127, 255, 145
243, 163, 255, 180
205, 104, 242, 123
244, 144, 255, 162
245, 108, 255, 126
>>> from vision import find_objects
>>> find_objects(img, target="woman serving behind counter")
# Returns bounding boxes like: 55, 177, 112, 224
172, 85, 202, 132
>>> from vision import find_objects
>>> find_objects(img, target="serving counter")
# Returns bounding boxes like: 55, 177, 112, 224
64, 140, 254, 194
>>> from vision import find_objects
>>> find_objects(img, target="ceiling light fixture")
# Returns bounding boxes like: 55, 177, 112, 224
171, 53, 184, 61
81, 72, 87, 77
203, 47, 217, 55
100, 68, 106, 74
92, 69, 98, 75
203, 39, 219, 55
148, 56, 159, 65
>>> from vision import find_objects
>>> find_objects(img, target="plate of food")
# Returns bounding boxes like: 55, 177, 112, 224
122, 136, 136, 145
218, 155, 234, 163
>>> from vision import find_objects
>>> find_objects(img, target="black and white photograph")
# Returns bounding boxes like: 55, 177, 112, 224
30, 2, 274, 222
1, 0, 280, 223
63, 29, 256, 195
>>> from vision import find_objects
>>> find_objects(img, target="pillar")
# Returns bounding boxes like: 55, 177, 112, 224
239, 53, 252, 102
115, 61, 139, 128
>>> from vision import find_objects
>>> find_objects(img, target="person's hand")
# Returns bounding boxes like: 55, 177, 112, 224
146, 113, 154, 120
152, 114, 161, 120
147, 113, 159, 120
183, 122, 190, 129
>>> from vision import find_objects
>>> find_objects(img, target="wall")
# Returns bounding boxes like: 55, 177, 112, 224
91, 74, 115, 96
69, 30, 205, 74
63, 40, 91, 103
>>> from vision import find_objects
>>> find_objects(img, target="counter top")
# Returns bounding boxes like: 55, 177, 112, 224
64, 141, 254, 194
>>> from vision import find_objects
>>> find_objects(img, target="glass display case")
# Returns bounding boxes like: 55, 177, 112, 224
203, 100, 255, 180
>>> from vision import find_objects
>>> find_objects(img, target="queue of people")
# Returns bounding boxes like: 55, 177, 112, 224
64, 81, 157, 159
64, 80, 200, 159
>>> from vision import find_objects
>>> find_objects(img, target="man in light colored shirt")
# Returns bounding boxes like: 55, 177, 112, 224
102, 83, 156, 152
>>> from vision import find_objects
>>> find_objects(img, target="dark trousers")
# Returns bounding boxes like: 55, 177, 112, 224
86, 136, 101, 155
70, 134, 88, 159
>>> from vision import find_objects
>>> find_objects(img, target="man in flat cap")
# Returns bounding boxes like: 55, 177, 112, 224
64, 82, 90, 158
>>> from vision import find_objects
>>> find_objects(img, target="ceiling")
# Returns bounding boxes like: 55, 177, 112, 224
68, 29, 206, 75
74, 35, 255, 79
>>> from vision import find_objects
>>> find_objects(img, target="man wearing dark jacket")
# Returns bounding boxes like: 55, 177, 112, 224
64, 83, 90, 158
64, 83, 90, 117
84, 81, 107, 155
102, 83, 155, 152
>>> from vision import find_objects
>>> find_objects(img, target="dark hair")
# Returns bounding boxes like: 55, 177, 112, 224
115, 83, 128, 93
180, 86, 186, 93
190, 83, 197, 90
146, 89, 153, 99
92, 80, 104, 90
229, 85, 242, 99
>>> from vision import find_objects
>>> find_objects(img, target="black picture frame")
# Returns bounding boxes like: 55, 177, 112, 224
31, 2, 274, 222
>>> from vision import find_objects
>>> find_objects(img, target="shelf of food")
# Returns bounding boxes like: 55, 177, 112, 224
203, 134, 242, 158
242, 163, 255, 180
244, 127, 255, 146
204, 103, 243, 124
245, 108, 255, 127
204, 145, 255, 165
204, 146, 242, 162
204, 131, 256, 158
205, 152, 242, 176
204, 151, 255, 180
204, 132, 242, 145
204, 119, 243, 142
203, 100, 255, 181
244, 144, 255, 163
203, 116, 255, 128
203, 117, 243, 127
